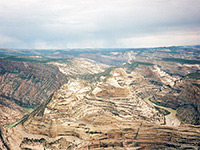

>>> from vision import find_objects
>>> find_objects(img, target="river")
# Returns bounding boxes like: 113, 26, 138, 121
144, 97, 181, 126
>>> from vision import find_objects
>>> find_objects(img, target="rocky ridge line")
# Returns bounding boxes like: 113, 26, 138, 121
0, 68, 199, 149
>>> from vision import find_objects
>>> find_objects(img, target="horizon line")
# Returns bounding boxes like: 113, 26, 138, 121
0, 44, 200, 51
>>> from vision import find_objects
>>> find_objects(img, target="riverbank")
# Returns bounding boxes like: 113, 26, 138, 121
143, 97, 181, 126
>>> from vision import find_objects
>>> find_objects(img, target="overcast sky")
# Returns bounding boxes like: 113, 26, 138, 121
0, 0, 200, 49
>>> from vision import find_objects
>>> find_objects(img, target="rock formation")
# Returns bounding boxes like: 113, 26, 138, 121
0, 60, 68, 108
49, 58, 109, 76
0, 97, 27, 125
0, 46, 200, 149
0, 60, 68, 125
155, 78, 200, 125
0, 67, 199, 150
176, 105, 199, 125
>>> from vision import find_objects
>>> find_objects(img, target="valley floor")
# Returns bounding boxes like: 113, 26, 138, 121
143, 97, 181, 126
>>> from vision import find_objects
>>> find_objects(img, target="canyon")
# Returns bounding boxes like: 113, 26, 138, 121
0, 46, 199, 149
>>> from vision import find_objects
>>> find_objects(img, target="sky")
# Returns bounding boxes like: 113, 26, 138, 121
0, 0, 200, 49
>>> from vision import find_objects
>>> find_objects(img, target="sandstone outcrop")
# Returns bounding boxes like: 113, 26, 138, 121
0, 97, 27, 125
1, 67, 199, 150
0, 79, 199, 149
123, 63, 200, 125
0, 60, 67, 108
155, 78, 200, 125
0, 59, 68, 126
0, 97, 28, 125
0, 50, 200, 149
176, 105, 199, 125
49, 58, 109, 76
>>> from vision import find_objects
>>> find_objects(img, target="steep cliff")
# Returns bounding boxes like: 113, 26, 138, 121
123, 62, 200, 125
49, 57, 109, 76
0, 97, 27, 125
0, 60, 68, 126
0, 60, 68, 107
155, 78, 200, 125
0, 72, 199, 150
0, 56, 200, 149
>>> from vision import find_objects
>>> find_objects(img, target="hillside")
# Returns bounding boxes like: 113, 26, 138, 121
0, 46, 200, 149
0, 67, 199, 149
0, 60, 68, 125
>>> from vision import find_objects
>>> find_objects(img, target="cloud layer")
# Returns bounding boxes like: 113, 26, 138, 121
0, 0, 200, 48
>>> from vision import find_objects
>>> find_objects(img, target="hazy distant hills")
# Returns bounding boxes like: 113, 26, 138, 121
1, 46, 200, 65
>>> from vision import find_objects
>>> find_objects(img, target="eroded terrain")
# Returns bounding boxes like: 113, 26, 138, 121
1, 64, 200, 149
0, 46, 200, 149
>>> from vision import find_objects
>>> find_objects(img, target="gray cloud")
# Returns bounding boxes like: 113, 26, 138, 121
0, 0, 200, 48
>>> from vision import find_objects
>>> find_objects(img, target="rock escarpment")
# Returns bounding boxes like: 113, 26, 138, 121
49, 57, 109, 76
176, 105, 199, 125
0, 60, 68, 125
155, 78, 200, 125
0, 60, 67, 108
123, 63, 200, 125
0, 97, 27, 125
1, 118, 200, 150
0, 68, 199, 150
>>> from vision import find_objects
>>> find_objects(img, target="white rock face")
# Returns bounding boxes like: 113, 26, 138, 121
152, 65, 178, 86
92, 87, 102, 96
49, 58, 109, 76
106, 78, 121, 87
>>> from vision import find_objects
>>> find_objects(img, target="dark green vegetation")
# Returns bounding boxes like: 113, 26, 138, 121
155, 107, 170, 116
123, 60, 154, 71
162, 58, 200, 64
192, 83, 200, 89
0, 45, 200, 127
72, 67, 117, 82
6, 93, 54, 128
185, 73, 200, 88
186, 72, 200, 79
0, 48, 144, 58
149, 97, 176, 111
1, 46, 200, 66
149, 98, 163, 107
73, 60, 154, 82
0, 55, 69, 63
1, 45, 200, 60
